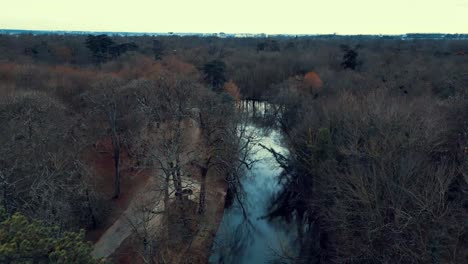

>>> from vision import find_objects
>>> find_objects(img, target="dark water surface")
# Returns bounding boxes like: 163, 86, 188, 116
209, 123, 296, 264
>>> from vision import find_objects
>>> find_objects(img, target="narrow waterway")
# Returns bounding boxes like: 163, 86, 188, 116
209, 108, 296, 263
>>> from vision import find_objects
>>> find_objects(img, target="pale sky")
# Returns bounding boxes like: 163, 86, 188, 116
1, 0, 467, 34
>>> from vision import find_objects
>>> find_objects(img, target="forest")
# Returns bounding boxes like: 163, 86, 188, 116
0, 33, 467, 264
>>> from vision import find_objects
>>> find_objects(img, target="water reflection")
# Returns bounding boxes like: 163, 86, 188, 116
209, 124, 296, 264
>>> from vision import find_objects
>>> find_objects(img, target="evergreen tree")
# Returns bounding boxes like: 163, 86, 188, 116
341, 45, 359, 70
85, 35, 114, 64
0, 209, 103, 264
203, 60, 227, 91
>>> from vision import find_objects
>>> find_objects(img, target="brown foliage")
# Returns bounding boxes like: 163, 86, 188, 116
224, 80, 241, 103
303, 71, 323, 93
51, 44, 73, 63
162, 56, 198, 76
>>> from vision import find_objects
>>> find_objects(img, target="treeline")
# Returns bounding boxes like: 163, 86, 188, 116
264, 49, 468, 263
1, 34, 467, 100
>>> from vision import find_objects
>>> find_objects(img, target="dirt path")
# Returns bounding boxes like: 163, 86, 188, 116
91, 120, 222, 261
91, 176, 200, 259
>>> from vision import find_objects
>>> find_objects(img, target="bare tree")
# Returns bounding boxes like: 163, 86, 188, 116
269, 87, 468, 263
126, 76, 202, 250
126, 179, 166, 264
191, 91, 230, 214
0, 91, 103, 229
85, 76, 144, 199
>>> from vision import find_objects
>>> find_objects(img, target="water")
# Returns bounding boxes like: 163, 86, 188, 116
209, 124, 296, 264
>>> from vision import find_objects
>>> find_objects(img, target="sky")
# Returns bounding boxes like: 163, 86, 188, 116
1, 0, 467, 34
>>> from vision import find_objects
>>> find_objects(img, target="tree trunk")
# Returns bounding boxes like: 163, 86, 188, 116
170, 162, 183, 204
112, 148, 121, 199
164, 173, 170, 212
2, 182, 9, 215
85, 189, 97, 229
174, 157, 183, 194
198, 167, 208, 214
296, 214, 304, 247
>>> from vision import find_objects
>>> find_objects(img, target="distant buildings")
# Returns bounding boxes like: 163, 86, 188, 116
0, 29, 467, 40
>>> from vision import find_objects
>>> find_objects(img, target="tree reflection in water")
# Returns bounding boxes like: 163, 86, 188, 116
209, 122, 296, 264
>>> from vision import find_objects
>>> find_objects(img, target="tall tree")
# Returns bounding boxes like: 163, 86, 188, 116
152, 39, 164, 60
85, 34, 114, 64
85, 77, 142, 199
192, 89, 256, 215
203, 60, 227, 91
341, 45, 359, 70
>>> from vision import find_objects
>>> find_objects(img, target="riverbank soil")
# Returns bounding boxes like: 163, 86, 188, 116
171, 170, 227, 264
111, 169, 227, 264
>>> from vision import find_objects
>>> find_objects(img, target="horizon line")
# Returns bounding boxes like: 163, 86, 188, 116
2, 28, 468, 37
